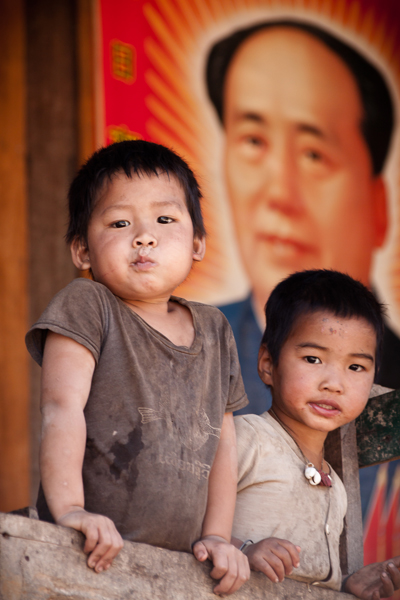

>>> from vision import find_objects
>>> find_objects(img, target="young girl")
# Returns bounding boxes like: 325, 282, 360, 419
233, 270, 400, 600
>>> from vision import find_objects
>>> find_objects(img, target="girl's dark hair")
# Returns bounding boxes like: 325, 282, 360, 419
66, 140, 205, 245
262, 269, 385, 378
206, 19, 394, 175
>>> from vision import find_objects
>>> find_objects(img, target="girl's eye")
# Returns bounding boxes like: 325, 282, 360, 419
157, 216, 174, 224
111, 220, 130, 228
305, 356, 321, 364
349, 364, 364, 372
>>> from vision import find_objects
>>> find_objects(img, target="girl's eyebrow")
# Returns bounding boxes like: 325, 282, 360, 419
350, 353, 374, 362
296, 342, 327, 351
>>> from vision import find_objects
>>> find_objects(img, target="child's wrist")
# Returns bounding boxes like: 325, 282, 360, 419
198, 534, 230, 544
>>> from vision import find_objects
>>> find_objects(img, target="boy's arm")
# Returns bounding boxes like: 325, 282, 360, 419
40, 331, 124, 572
342, 557, 400, 599
193, 412, 250, 596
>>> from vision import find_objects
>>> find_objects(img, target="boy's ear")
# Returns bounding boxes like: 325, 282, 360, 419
70, 237, 91, 271
258, 345, 274, 387
192, 235, 206, 262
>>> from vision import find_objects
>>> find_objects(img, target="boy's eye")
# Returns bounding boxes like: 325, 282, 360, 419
157, 216, 174, 224
304, 356, 321, 364
349, 364, 364, 372
111, 220, 130, 228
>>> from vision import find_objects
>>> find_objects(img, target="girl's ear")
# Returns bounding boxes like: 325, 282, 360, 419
70, 238, 91, 271
193, 235, 206, 262
258, 345, 274, 387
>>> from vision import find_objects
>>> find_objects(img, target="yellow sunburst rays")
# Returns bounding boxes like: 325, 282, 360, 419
143, 0, 400, 308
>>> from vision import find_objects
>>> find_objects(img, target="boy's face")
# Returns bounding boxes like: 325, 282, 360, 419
258, 310, 376, 435
71, 172, 205, 303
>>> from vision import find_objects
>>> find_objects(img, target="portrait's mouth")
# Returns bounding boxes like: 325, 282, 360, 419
256, 233, 317, 259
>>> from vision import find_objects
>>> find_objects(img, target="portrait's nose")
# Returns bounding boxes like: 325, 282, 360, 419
265, 140, 303, 216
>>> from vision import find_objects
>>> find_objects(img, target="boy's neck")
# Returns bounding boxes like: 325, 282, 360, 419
121, 296, 196, 348
269, 406, 327, 470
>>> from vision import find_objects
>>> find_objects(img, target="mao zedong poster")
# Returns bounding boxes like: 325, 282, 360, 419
97, 0, 400, 569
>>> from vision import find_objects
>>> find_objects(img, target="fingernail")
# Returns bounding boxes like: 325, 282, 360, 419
275, 578, 279, 583
388, 563, 395, 568
97, 566, 103, 573
382, 572, 388, 578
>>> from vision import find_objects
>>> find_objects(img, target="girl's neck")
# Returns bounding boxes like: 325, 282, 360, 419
269, 407, 327, 470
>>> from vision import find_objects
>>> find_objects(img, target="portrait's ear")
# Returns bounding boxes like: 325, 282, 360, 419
258, 345, 274, 387
193, 236, 206, 262
372, 176, 388, 248
70, 238, 91, 271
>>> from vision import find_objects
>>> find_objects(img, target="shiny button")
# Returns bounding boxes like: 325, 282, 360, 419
325, 524, 330, 535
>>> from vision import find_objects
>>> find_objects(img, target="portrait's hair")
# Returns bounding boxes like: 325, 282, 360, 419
66, 139, 205, 246
206, 19, 394, 175
261, 269, 385, 377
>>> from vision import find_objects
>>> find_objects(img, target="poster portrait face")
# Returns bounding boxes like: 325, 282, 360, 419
209, 23, 391, 319
225, 28, 383, 285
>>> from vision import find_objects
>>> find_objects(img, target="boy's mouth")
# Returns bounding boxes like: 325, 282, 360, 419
308, 401, 341, 417
132, 256, 156, 270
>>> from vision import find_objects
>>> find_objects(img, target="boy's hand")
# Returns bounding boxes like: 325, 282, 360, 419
343, 557, 400, 600
193, 535, 250, 596
244, 538, 301, 583
57, 508, 124, 573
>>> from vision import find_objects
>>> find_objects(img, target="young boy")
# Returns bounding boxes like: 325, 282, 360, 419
26, 140, 249, 596
232, 270, 400, 599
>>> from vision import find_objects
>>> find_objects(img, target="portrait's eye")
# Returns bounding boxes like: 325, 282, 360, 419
111, 220, 130, 228
157, 216, 174, 224
349, 364, 364, 372
245, 135, 264, 147
304, 356, 321, 364
305, 149, 322, 161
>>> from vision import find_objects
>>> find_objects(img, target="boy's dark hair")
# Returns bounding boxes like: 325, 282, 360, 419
206, 19, 394, 175
66, 140, 206, 246
261, 270, 385, 377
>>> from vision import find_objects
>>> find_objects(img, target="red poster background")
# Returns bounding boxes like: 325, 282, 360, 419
98, 0, 400, 571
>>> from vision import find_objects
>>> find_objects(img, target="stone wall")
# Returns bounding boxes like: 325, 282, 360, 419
0, 513, 355, 600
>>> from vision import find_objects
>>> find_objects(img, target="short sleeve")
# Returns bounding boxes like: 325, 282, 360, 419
224, 325, 248, 413
26, 279, 110, 366
234, 416, 261, 491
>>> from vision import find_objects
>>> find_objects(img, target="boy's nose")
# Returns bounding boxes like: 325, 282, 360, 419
132, 232, 157, 247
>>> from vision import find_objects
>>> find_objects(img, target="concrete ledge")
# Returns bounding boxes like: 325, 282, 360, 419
0, 512, 356, 600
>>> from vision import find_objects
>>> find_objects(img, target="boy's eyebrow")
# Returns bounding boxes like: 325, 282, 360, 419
100, 199, 184, 215
296, 343, 374, 362
150, 199, 185, 212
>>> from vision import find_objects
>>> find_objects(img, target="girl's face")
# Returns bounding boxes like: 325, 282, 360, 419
258, 310, 376, 440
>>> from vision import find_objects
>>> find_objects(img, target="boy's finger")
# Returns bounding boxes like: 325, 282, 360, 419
212, 558, 237, 596
209, 552, 230, 582
217, 553, 250, 596
192, 541, 209, 562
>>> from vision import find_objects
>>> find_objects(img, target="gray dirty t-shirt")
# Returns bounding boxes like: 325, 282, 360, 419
26, 278, 248, 552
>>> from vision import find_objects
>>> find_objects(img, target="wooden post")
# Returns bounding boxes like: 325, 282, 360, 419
325, 423, 364, 576
0, 0, 30, 512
